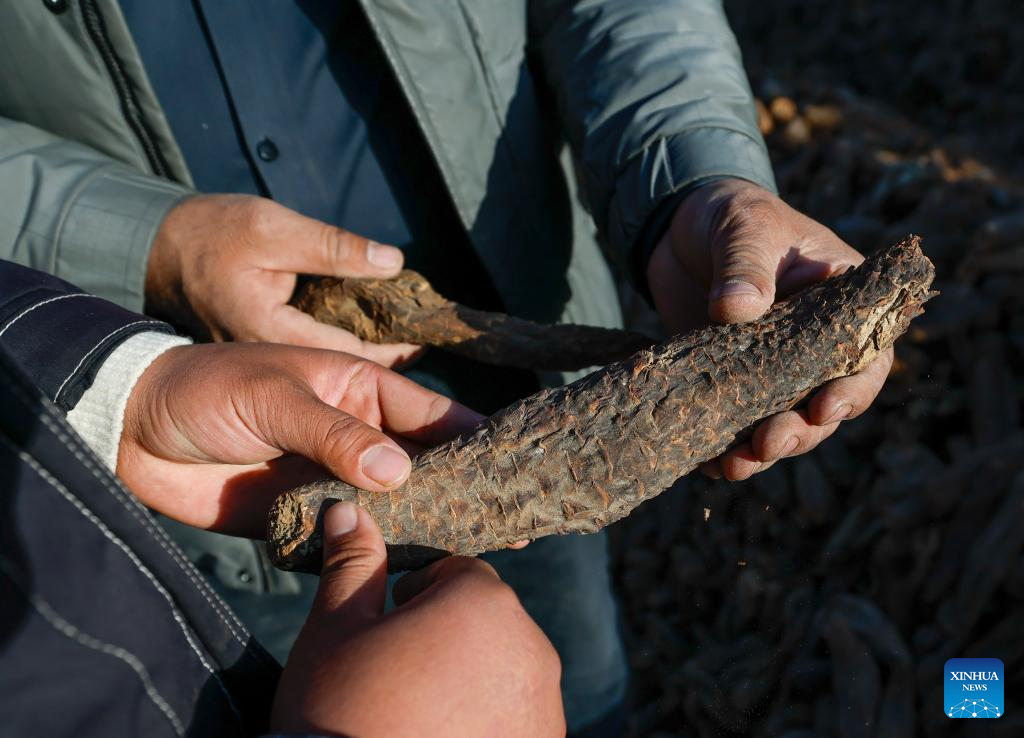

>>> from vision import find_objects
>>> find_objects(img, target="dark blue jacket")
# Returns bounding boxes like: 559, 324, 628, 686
0, 260, 282, 736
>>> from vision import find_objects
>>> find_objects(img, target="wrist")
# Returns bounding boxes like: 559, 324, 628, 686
117, 343, 192, 475
636, 177, 759, 301
66, 333, 192, 472
144, 195, 197, 321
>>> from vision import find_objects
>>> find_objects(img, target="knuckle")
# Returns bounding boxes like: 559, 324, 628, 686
723, 193, 782, 237
321, 227, 368, 270
238, 198, 279, 240
322, 526, 385, 565
343, 544, 382, 566
815, 424, 839, 444
321, 551, 378, 581
346, 357, 383, 386
341, 358, 386, 399
321, 415, 370, 461
318, 555, 383, 601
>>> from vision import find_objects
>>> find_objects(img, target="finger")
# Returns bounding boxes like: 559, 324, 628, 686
708, 231, 780, 325
647, 237, 714, 334
334, 359, 484, 445
203, 455, 329, 537
775, 255, 845, 297
647, 236, 712, 333
270, 305, 423, 368
273, 390, 413, 491
808, 349, 894, 426
700, 459, 723, 480
387, 433, 428, 458
775, 232, 862, 298
392, 556, 499, 607
718, 442, 776, 482
312, 502, 388, 632
750, 409, 841, 462
266, 207, 404, 278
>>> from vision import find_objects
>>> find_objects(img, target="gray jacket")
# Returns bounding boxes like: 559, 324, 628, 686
0, 0, 775, 335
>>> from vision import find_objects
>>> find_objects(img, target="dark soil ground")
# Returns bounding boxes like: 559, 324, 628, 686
610, 2, 1024, 736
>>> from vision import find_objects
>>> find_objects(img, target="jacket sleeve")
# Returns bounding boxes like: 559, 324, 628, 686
0, 259, 179, 413
529, 0, 777, 269
0, 116, 193, 314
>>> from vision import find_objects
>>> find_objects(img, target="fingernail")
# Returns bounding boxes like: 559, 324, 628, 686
713, 280, 762, 300
367, 242, 402, 269
360, 445, 410, 486
325, 502, 359, 539
700, 462, 722, 480
777, 436, 799, 459
824, 403, 852, 424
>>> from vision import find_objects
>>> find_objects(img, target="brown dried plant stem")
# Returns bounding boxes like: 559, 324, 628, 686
270, 237, 935, 573
296, 270, 653, 371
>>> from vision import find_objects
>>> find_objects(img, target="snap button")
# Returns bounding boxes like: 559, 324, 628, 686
256, 138, 279, 162
43, 0, 69, 15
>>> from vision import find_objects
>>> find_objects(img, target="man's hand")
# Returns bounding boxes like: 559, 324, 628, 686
146, 194, 420, 367
117, 342, 483, 536
271, 502, 565, 738
647, 178, 892, 481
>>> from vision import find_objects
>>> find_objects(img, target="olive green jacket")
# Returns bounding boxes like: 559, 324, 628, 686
0, 0, 775, 337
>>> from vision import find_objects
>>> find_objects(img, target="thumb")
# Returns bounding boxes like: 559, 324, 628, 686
708, 237, 779, 324
274, 390, 413, 493
312, 502, 388, 630
267, 206, 404, 278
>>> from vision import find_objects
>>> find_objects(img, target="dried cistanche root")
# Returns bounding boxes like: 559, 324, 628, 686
270, 237, 936, 572
295, 270, 653, 371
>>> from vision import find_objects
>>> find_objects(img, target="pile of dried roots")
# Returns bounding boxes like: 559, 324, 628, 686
613, 2, 1024, 735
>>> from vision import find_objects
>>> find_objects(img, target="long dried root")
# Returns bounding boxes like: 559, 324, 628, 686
271, 237, 935, 572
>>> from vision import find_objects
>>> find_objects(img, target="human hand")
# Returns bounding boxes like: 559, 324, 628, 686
271, 502, 565, 738
647, 178, 892, 481
146, 194, 420, 367
117, 342, 482, 536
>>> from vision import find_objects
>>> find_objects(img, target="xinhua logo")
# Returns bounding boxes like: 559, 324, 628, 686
945, 658, 1004, 718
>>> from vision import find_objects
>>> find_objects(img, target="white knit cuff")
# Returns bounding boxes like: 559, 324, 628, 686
66, 331, 192, 470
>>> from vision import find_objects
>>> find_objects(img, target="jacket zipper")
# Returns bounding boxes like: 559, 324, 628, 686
78, 0, 172, 179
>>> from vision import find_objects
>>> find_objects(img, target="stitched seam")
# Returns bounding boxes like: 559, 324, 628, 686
69, 2, 152, 170
0, 434, 243, 726
53, 320, 166, 404
5, 376, 263, 655
0, 293, 99, 337
0, 557, 184, 737
39, 408, 254, 642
